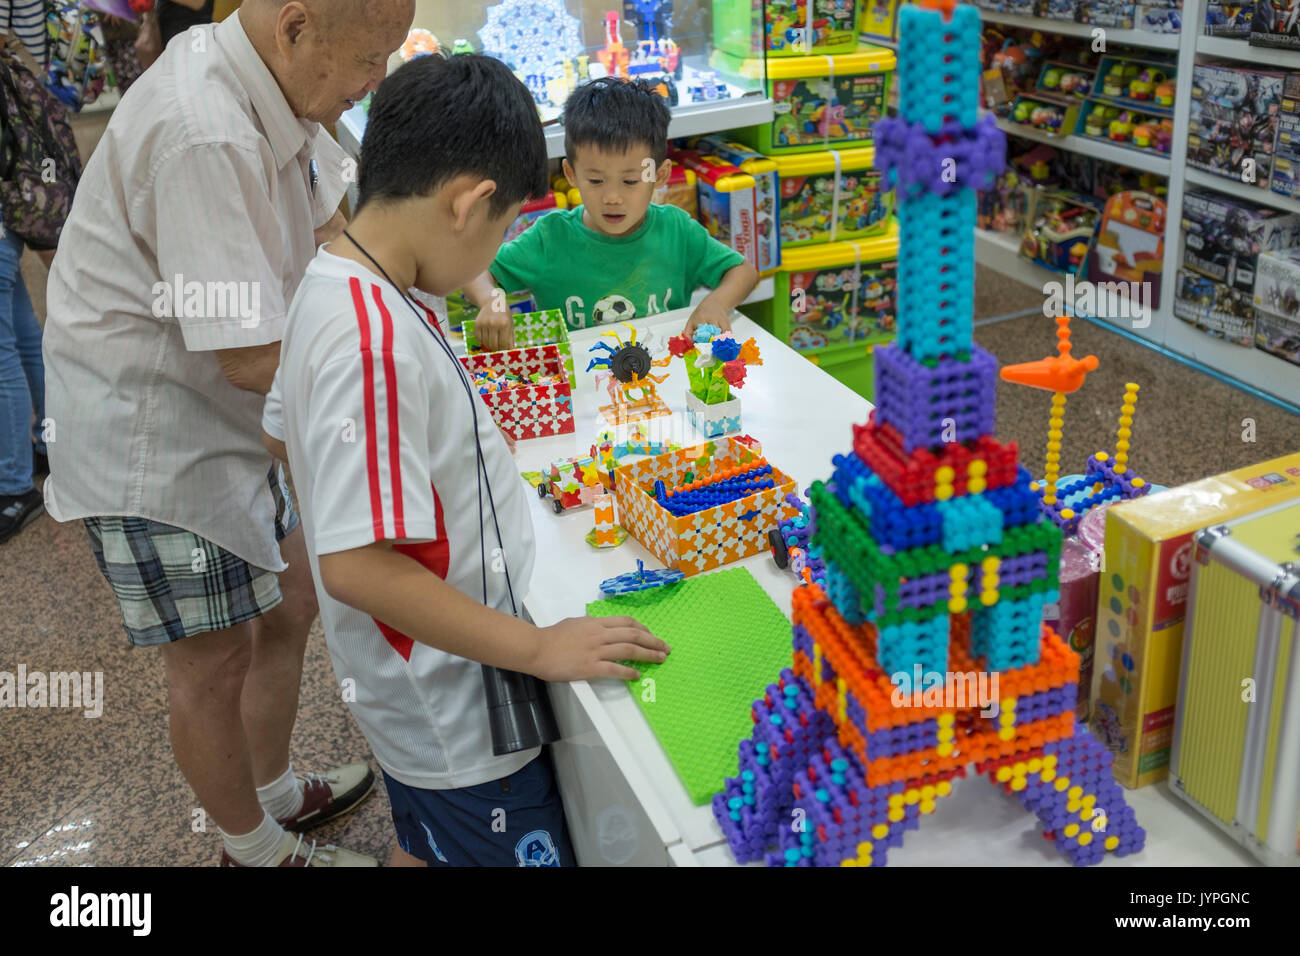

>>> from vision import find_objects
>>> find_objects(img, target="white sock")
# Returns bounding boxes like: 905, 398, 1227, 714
221, 811, 289, 867
256, 763, 305, 820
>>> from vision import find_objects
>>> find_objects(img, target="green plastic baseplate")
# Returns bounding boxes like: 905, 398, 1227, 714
586, 566, 792, 805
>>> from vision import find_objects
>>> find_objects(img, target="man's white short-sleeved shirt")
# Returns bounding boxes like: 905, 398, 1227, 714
41, 10, 348, 571
275, 249, 538, 789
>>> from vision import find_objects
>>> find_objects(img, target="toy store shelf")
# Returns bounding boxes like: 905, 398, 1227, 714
545, 96, 775, 159
1196, 35, 1300, 68
991, 114, 1172, 175
976, 11, 1182, 51
1184, 166, 1300, 216
975, 226, 1054, 290
339, 95, 773, 161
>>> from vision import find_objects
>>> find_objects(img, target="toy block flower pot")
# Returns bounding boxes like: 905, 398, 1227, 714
686, 389, 742, 439
613, 436, 798, 577
458, 349, 574, 442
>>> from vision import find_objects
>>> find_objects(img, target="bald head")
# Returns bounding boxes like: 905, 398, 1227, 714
242, 0, 414, 124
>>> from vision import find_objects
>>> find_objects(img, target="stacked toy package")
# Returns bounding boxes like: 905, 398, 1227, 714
1252, 248, 1300, 365
1187, 63, 1284, 189
1250, 0, 1300, 48
714, 0, 1146, 867
1176, 187, 1300, 346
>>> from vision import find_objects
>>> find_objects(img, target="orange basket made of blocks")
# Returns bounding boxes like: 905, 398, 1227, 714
459, 347, 574, 442
613, 436, 799, 576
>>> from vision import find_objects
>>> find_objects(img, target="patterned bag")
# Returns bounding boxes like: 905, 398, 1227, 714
0, 46, 83, 250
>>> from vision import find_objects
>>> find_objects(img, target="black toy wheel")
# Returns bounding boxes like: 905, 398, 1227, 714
552, 498, 564, 514
610, 343, 653, 382
537, 482, 550, 498
769, 528, 789, 569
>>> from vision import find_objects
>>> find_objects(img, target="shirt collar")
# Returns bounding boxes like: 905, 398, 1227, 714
218, 9, 318, 169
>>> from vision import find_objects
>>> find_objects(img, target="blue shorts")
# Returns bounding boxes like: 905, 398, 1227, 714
382, 751, 577, 867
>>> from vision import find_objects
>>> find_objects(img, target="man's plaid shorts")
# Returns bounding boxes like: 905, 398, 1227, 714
84, 465, 299, 647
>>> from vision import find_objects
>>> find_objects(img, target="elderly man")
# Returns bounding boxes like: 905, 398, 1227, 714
42, 0, 413, 866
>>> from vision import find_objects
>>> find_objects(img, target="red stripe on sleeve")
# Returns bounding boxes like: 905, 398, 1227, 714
350, 277, 385, 539
370, 284, 406, 538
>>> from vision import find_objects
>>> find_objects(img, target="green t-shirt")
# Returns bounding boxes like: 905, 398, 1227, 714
490, 203, 746, 330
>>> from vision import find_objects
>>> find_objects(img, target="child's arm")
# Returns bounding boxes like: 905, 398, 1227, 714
319, 541, 669, 681
684, 260, 760, 338
463, 270, 516, 351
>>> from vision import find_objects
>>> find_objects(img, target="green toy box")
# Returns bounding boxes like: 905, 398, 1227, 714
714, 0, 861, 59
773, 147, 891, 248
719, 46, 895, 155
742, 227, 897, 398
462, 308, 575, 384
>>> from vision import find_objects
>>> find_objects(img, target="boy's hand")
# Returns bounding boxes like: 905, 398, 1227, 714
684, 303, 733, 340
475, 302, 516, 351
534, 615, 670, 682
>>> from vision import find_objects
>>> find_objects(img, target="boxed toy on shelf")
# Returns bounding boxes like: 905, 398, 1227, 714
669, 147, 770, 274
1249, 0, 1300, 49
771, 148, 892, 247
681, 136, 780, 273
1077, 101, 1173, 154
1188, 63, 1284, 189
1203, 3, 1253, 35
1181, 186, 1300, 292
858, 0, 902, 38
1136, 4, 1182, 32
1094, 452, 1300, 788
1086, 190, 1166, 308
1272, 74, 1300, 198
1018, 189, 1103, 274
1252, 248, 1300, 365
1172, 268, 1256, 346
1076, 0, 1137, 28
725, 46, 896, 154
743, 229, 898, 396
1092, 55, 1176, 113
1009, 93, 1080, 136
715, 0, 861, 57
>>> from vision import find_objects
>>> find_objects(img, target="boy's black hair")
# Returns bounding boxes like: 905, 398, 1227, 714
562, 76, 671, 165
357, 54, 548, 217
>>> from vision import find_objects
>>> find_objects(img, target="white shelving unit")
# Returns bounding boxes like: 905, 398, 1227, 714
969, 1, 1300, 410
980, 10, 1181, 50
988, 113, 1172, 174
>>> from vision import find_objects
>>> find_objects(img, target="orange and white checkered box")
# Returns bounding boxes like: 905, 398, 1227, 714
613, 436, 798, 576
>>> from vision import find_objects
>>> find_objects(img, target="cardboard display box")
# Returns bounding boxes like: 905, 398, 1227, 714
1093, 453, 1300, 788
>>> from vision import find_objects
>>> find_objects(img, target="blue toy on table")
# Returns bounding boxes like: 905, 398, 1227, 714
599, 559, 685, 596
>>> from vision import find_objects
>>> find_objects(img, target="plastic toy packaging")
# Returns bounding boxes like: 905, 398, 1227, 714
1249, 0, 1300, 49
1018, 191, 1102, 275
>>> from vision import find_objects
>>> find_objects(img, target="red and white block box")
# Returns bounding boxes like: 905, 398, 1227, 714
459, 346, 575, 442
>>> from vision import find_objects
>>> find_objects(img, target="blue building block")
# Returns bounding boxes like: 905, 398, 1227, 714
937, 493, 1004, 553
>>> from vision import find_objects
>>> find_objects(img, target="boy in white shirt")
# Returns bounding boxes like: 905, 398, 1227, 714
266, 53, 669, 866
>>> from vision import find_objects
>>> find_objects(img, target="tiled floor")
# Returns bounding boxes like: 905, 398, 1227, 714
5, 114, 1299, 867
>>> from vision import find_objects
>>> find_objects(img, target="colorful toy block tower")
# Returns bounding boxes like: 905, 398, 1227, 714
712, 0, 1146, 866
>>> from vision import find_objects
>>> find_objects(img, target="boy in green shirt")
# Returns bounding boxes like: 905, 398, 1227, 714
464, 77, 759, 348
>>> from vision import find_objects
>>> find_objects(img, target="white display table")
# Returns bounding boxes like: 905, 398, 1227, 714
506, 308, 1256, 868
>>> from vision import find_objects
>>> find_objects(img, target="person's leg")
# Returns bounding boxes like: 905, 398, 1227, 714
241, 468, 374, 829
161, 621, 265, 835
0, 233, 36, 496
10, 261, 44, 457
241, 524, 317, 787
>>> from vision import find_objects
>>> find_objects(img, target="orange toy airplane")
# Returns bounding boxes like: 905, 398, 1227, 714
999, 315, 1098, 393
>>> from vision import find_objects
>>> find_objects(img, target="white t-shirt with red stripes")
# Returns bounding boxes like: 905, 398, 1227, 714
271, 249, 539, 790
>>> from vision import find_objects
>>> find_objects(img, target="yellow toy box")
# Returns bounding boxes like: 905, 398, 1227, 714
1093, 451, 1300, 788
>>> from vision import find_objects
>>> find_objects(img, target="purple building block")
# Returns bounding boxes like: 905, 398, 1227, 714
874, 344, 999, 454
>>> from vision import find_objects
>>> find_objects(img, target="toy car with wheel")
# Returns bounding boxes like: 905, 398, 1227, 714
536, 451, 614, 514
